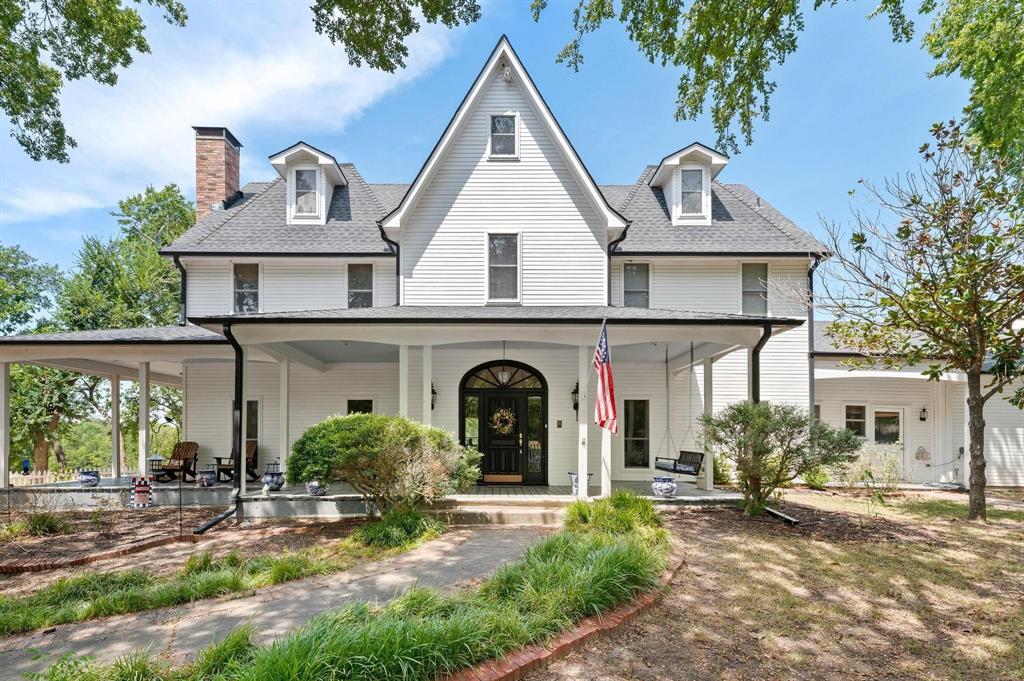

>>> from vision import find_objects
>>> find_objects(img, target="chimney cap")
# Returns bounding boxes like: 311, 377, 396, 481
192, 126, 242, 150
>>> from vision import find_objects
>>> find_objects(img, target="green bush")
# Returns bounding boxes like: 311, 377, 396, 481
287, 413, 481, 514
701, 401, 861, 516
353, 508, 444, 548
803, 465, 829, 490
713, 452, 733, 485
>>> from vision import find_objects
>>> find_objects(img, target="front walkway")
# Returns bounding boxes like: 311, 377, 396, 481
0, 526, 542, 678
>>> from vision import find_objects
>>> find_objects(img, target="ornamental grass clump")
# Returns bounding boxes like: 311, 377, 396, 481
288, 413, 481, 515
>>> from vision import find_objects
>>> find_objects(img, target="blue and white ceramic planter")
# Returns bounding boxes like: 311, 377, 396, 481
261, 470, 284, 491
78, 470, 100, 488
196, 470, 217, 488
305, 480, 328, 496
651, 476, 677, 499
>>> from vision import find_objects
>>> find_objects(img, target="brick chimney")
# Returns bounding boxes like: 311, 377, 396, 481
193, 126, 242, 220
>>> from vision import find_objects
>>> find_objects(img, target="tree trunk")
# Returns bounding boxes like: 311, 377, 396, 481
33, 432, 48, 471
966, 371, 987, 521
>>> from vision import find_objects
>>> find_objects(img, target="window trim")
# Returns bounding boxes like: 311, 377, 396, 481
290, 164, 321, 220
485, 231, 522, 304
843, 403, 867, 439
346, 261, 375, 309
738, 261, 770, 316
488, 112, 520, 160
622, 398, 651, 470
677, 166, 705, 217
620, 260, 651, 309
231, 261, 262, 314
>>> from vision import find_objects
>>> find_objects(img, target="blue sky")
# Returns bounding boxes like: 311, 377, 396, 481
0, 1, 967, 271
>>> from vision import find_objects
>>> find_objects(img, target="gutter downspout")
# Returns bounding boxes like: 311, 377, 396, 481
195, 324, 243, 533
807, 256, 822, 420
173, 256, 187, 326
605, 225, 630, 306
377, 223, 401, 306
751, 323, 772, 403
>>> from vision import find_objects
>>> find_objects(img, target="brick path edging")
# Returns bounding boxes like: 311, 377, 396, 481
0, 534, 202, 574
445, 547, 687, 681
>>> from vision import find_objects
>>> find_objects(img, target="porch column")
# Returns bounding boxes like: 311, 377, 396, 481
279, 360, 290, 473
240, 348, 249, 495
962, 386, 970, 489
697, 358, 714, 490
1, 363, 9, 490
398, 345, 409, 418
421, 345, 432, 426
577, 345, 589, 499
138, 362, 150, 475
111, 376, 121, 479
600, 429, 611, 497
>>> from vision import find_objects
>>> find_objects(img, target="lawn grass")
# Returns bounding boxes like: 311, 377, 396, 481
29, 492, 670, 681
897, 497, 1024, 522
0, 509, 443, 636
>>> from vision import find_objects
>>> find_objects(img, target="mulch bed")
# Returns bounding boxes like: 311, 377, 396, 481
0, 508, 219, 562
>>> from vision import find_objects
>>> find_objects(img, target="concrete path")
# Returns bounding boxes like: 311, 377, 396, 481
0, 527, 542, 678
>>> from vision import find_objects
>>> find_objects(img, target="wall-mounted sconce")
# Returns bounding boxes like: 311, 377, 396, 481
919, 407, 928, 422
571, 381, 579, 419
431, 383, 437, 411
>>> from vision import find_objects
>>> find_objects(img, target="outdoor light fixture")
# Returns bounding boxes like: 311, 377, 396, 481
497, 369, 511, 385
571, 381, 579, 419
431, 382, 437, 410
919, 407, 928, 422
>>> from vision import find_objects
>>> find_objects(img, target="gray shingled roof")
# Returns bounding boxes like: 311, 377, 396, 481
0, 325, 226, 344
163, 164, 394, 256
191, 305, 802, 326
605, 166, 826, 255
164, 160, 825, 256
812, 320, 854, 355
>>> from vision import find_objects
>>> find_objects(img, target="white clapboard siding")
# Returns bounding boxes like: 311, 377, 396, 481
400, 65, 606, 306
184, 257, 397, 316
984, 380, 1024, 487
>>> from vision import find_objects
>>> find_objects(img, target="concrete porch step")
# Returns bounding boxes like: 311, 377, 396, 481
427, 505, 566, 527
429, 496, 573, 509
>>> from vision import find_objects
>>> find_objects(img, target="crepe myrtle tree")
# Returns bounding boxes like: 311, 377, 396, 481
820, 120, 1024, 521
700, 401, 860, 516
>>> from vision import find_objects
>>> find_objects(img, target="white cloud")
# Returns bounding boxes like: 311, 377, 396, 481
0, 2, 459, 223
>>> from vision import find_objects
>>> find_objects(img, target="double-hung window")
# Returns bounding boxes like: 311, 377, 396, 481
347, 399, 373, 414
490, 114, 517, 157
623, 263, 650, 308
624, 399, 650, 468
679, 169, 703, 215
245, 400, 259, 448
347, 264, 373, 308
294, 168, 318, 216
233, 263, 259, 313
741, 263, 768, 315
845, 405, 866, 437
487, 233, 519, 302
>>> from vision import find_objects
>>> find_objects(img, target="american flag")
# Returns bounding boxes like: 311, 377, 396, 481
593, 319, 618, 433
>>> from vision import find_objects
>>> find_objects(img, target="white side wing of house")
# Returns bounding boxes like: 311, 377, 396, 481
983, 380, 1024, 487
400, 65, 607, 306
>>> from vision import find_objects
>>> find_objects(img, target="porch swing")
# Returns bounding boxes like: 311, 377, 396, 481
654, 342, 706, 478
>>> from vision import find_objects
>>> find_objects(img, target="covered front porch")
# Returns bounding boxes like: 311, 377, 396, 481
0, 306, 802, 511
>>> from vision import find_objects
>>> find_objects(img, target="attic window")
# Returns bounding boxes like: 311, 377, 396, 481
490, 114, 517, 158
679, 169, 703, 215
294, 168, 318, 216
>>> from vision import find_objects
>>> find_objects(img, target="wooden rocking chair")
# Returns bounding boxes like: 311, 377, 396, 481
215, 441, 259, 483
155, 441, 199, 482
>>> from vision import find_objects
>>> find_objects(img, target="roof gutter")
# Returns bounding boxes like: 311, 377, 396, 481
376, 222, 401, 305
173, 256, 187, 326
606, 226, 631, 305
807, 255, 822, 420
751, 322, 773, 403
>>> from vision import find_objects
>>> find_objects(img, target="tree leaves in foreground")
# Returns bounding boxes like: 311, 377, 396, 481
820, 120, 1023, 521
310, 0, 1024, 160
1, 0, 187, 163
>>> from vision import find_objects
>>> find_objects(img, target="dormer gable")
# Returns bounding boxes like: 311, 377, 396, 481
268, 142, 347, 226
648, 142, 728, 226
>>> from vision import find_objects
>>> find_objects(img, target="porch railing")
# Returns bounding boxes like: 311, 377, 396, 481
9, 468, 117, 487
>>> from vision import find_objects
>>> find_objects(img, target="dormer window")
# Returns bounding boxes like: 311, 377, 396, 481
490, 114, 518, 158
679, 169, 703, 215
294, 168, 318, 216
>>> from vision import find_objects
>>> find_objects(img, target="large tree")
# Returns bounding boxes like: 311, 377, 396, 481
820, 120, 1024, 521
310, 0, 1024, 160
0, 245, 59, 335
1, 0, 187, 162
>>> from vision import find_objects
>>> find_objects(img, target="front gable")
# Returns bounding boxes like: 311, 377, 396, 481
392, 36, 624, 306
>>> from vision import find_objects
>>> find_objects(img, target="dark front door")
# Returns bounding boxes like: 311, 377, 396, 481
481, 394, 525, 483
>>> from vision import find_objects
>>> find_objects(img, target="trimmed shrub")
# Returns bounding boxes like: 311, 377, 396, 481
287, 413, 481, 513
353, 508, 444, 548
803, 465, 829, 490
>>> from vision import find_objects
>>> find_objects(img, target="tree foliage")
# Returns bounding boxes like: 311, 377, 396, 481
820, 120, 1023, 520
1, 0, 187, 162
700, 401, 861, 516
310, 0, 1024, 160
0, 245, 59, 336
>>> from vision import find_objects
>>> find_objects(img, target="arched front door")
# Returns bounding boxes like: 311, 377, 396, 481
460, 360, 547, 485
